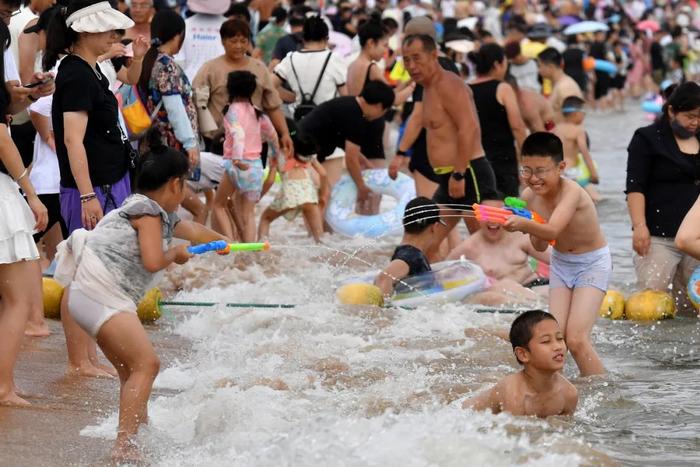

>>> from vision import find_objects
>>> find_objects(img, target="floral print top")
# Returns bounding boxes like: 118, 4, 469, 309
145, 53, 199, 151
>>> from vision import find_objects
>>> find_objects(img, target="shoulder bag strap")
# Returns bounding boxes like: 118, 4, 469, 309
289, 52, 308, 99
308, 51, 333, 105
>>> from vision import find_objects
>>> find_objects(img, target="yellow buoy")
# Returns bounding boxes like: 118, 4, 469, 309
42, 277, 64, 320
136, 288, 162, 322
336, 283, 384, 306
599, 290, 625, 320
625, 290, 675, 321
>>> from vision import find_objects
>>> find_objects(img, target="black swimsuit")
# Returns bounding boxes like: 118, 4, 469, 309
391, 245, 431, 277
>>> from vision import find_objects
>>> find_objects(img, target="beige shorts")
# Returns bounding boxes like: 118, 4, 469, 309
633, 236, 700, 311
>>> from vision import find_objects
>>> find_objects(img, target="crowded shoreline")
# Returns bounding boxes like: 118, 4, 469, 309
2, 0, 700, 465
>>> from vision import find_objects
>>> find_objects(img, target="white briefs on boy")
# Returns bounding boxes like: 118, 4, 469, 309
549, 245, 612, 292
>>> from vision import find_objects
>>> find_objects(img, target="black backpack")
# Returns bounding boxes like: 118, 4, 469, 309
290, 51, 332, 121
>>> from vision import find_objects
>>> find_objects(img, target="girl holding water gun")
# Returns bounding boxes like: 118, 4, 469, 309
54, 133, 227, 463
211, 70, 280, 242
258, 120, 329, 243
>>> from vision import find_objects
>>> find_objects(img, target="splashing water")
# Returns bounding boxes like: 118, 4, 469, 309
80, 108, 700, 465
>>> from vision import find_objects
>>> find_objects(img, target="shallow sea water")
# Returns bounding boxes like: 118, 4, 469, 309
82, 107, 700, 466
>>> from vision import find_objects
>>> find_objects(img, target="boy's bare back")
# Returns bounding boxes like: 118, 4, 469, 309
521, 178, 606, 254
553, 122, 585, 169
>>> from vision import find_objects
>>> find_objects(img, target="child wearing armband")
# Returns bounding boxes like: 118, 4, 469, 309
258, 120, 329, 243
503, 132, 610, 377
53, 134, 227, 462
211, 70, 280, 242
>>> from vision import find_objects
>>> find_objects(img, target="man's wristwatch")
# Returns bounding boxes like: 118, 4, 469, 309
396, 149, 409, 157
451, 170, 467, 181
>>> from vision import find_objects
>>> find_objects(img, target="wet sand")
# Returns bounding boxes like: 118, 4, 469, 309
0, 319, 187, 467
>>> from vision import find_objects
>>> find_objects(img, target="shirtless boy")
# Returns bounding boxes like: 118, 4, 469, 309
554, 96, 601, 203
538, 47, 583, 122
464, 310, 578, 417
402, 33, 499, 259
503, 132, 610, 376
448, 221, 550, 289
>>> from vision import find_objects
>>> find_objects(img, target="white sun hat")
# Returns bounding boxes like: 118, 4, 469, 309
66, 1, 134, 33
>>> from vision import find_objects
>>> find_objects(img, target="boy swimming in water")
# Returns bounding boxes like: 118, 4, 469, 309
503, 132, 610, 377
374, 197, 444, 299
464, 310, 578, 417
553, 96, 601, 203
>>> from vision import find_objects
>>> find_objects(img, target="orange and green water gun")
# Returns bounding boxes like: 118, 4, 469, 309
472, 197, 546, 224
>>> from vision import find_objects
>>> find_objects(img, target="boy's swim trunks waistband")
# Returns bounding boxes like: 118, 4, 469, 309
550, 245, 612, 292
432, 157, 499, 208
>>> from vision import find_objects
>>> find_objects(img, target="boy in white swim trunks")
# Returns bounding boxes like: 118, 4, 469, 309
503, 132, 611, 376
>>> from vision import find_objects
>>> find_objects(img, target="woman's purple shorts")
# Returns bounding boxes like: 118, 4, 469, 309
60, 173, 131, 233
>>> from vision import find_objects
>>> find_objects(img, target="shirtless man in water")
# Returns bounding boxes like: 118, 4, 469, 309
402, 34, 499, 259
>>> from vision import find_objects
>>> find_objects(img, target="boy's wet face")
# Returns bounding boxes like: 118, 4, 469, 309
520, 155, 564, 194
519, 319, 566, 370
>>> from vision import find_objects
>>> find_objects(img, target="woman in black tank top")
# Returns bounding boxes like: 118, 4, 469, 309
467, 44, 527, 198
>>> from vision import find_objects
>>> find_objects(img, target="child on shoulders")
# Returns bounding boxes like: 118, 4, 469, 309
464, 310, 578, 417
503, 132, 610, 377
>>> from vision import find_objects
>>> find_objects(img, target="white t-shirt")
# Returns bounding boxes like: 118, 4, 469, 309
28, 96, 59, 195
4, 48, 19, 82
175, 13, 226, 82
8, 6, 37, 71
274, 50, 347, 107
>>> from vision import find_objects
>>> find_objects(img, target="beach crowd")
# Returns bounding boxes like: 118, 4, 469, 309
3, 0, 700, 462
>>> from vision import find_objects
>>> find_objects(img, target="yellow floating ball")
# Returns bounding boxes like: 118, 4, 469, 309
137, 288, 162, 323
337, 283, 384, 306
625, 290, 675, 321
42, 277, 64, 320
599, 290, 625, 320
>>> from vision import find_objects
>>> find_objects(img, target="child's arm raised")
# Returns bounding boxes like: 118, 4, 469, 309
504, 185, 579, 244
576, 127, 598, 184
676, 196, 700, 259
374, 260, 410, 299
133, 216, 192, 272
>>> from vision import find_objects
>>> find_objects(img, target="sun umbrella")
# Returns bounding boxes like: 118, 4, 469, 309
558, 15, 581, 27
563, 21, 609, 35
637, 19, 660, 32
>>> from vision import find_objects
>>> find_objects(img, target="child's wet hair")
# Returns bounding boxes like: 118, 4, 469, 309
521, 132, 564, 163
509, 310, 557, 364
403, 196, 442, 233
227, 70, 257, 102
136, 130, 190, 192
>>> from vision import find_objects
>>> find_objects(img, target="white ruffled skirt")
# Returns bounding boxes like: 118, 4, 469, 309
0, 172, 39, 264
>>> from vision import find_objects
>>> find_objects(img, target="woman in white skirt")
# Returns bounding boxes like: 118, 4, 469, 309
0, 27, 49, 404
